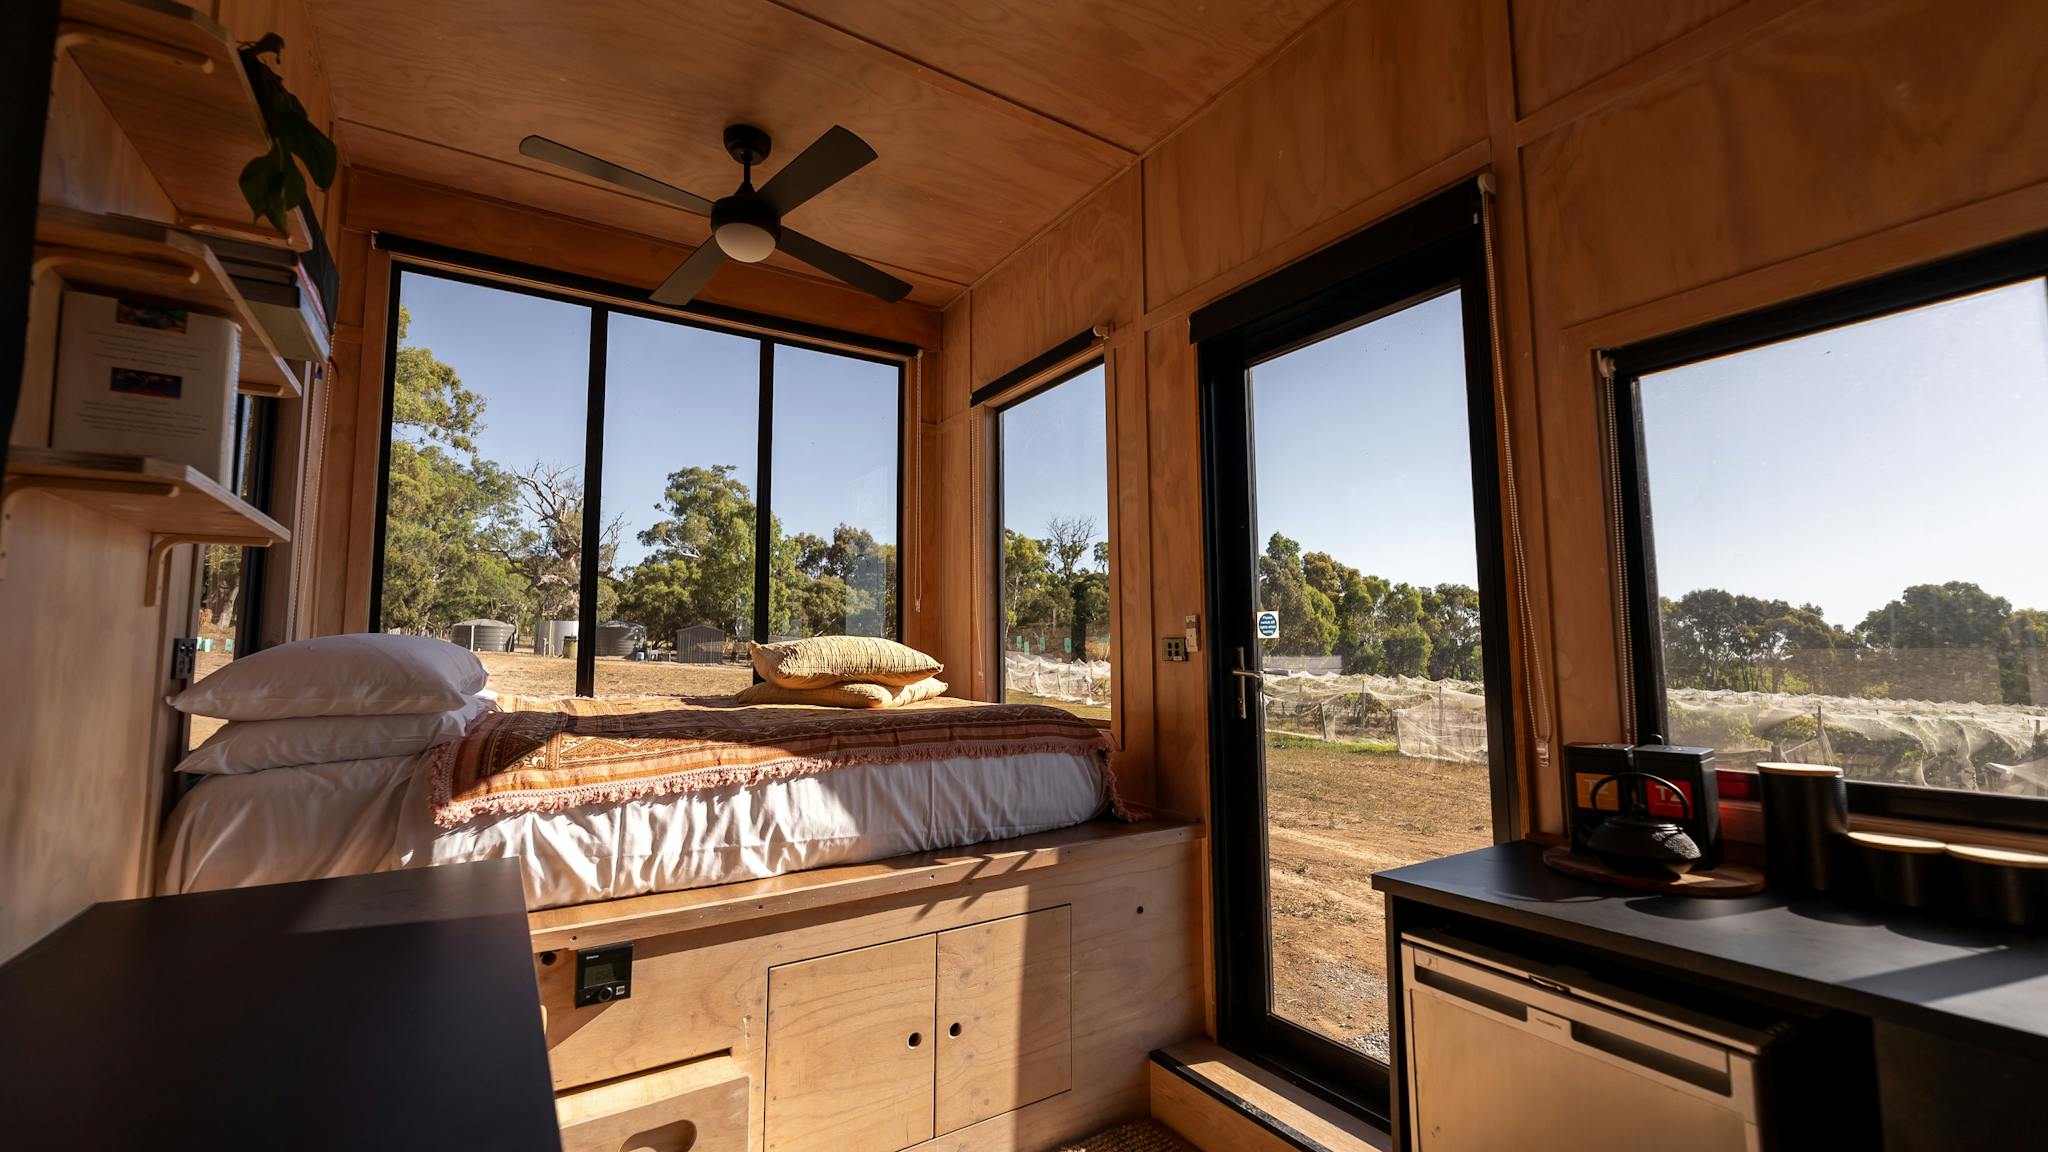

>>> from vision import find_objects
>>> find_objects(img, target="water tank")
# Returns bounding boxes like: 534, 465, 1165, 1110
534, 618, 579, 656
451, 619, 515, 652
595, 620, 645, 658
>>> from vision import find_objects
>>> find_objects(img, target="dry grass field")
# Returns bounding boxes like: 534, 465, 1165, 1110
479, 650, 754, 698
1262, 734, 1492, 1059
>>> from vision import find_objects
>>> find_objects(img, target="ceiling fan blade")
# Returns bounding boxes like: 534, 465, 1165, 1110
777, 228, 913, 304
518, 135, 715, 215
756, 126, 877, 218
650, 241, 729, 306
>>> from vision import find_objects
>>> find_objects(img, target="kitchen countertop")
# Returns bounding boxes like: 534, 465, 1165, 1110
1374, 841, 2048, 1058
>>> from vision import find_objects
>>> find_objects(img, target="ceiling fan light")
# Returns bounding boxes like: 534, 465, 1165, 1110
715, 221, 777, 263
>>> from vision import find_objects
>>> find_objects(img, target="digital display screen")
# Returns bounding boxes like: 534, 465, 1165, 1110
581, 961, 617, 988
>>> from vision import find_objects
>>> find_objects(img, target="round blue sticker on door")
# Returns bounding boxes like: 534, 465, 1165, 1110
1256, 611, 1280, 640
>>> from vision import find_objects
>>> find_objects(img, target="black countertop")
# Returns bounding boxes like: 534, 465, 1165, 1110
1374, 841, 2048, 1058
0, 860, 561, 1150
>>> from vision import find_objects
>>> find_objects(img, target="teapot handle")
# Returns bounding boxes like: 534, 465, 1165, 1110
1587, 771, 1693, 821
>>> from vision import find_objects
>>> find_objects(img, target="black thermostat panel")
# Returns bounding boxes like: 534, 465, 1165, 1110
574, 942, 632, 1007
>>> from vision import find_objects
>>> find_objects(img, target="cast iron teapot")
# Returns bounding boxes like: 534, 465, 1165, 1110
1585, 771, 1702, 875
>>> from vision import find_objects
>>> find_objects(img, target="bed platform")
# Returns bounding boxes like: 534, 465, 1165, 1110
533, 815, 1204, 1152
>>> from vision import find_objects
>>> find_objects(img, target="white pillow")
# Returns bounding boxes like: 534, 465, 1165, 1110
169, 633, 488, 721
175, 696, 492, 776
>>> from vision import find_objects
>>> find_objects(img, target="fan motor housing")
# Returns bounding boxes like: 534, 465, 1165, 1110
711, 194, 780, 237
723, 123, 772, 166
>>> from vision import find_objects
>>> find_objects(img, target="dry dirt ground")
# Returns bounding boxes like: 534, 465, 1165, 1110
1263, 734, 1493, 1059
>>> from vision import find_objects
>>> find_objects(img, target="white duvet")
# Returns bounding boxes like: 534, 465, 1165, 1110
158, 748, 1109, 909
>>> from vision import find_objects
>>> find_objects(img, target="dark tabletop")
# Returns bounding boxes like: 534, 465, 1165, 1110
1374, 841, 2048, 1059
0, 859, 560, 1150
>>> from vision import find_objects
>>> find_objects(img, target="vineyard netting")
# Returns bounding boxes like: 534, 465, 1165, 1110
1007, 655, 2048, 797
1004, 651, 1112, 707
1667, 688, 2048, 796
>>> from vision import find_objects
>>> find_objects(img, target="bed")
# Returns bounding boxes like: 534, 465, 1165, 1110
159, 694, 1120, 909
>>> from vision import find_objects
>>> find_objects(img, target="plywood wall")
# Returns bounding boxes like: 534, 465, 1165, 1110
924, 0, 2048, 836
2, 0, 342, 961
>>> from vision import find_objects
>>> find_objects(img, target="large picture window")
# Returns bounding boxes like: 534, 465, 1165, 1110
994, 361, 1112, 722
1612, 236, 2048, 831
373, 263, 906, 698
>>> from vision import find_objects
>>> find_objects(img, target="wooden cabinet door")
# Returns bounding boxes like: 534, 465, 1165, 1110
933, 906, 1074, 1135
765, 935, 936, 1152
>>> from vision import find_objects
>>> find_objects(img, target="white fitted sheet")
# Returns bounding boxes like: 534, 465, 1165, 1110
158, 748, 1108, 909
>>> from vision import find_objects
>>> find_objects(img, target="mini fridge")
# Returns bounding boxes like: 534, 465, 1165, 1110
1401, 931, 1789, 1152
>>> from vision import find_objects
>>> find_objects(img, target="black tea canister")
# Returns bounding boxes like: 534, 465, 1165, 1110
1948, 844, 2048, 927
1845, 831, 1947, 908
1757, 762, 1848, 894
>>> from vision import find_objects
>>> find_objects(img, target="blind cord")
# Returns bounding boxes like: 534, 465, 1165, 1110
1477, 177, 1555, 778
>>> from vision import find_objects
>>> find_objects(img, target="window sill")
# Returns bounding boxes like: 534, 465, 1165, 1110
1150, 1041, 1389, 1152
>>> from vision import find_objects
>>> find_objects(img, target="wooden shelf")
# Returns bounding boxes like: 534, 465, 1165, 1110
2, 447, 289, 605
33, 206, 300, 398
56, 0, 310, 253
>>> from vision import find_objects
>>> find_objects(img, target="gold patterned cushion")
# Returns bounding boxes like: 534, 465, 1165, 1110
750, 636, 943, 689
734, 676, 949, 709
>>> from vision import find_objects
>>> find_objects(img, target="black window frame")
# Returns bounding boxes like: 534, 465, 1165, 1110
229, 393, 276, 661
985, 354, 1113, 727
1607, 228, 2048, 835
1194, 182, 1518, 1123
368, 246, 910, 696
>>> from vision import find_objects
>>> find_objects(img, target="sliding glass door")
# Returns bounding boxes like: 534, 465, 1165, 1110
1199, 186, 1514, 1118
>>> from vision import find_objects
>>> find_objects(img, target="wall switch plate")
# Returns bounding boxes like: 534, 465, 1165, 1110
1163, 636, 1188, 662
170, 637, 199, 680
1183, 614, 1201, 652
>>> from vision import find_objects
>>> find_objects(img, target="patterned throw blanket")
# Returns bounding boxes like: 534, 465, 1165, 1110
429, 693, 1132, 828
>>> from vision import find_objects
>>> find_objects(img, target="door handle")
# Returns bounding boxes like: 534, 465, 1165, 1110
1233, 648, 1262, 719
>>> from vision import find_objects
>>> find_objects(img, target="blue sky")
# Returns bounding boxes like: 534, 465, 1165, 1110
1251, 289, 1481, 589
1640, 277, 2048, 626
1001, 364, 1110, 557
398, 273, 897, 569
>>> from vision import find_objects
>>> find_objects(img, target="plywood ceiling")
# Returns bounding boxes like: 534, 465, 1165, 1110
304, 0, 1334, 306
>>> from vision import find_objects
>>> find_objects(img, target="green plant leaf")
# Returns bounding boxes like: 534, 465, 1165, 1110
233, 31, 341, 228
279, 149, 308, 222
279, 119, 338, 189
239, 144, 290, 232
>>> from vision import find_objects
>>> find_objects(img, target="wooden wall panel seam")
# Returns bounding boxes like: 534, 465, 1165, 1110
757, 0, 1141, 159
1511, 0, 1821, 147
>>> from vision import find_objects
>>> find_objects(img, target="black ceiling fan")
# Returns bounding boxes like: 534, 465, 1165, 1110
518, 123, 912, 306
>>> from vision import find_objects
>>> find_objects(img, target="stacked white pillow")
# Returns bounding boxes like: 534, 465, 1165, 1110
170, 633, 493, 776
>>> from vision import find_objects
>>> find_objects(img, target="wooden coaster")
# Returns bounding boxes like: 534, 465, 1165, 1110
1543, 846, 1765, 897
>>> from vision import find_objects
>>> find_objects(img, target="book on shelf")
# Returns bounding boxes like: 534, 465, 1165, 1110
51, 290, 238, 484
231, 264, 331, 363
197, 214, 336, 364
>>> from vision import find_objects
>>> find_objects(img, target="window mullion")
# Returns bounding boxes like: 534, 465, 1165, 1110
752, 339, 775, 658
576, 306, 609, 696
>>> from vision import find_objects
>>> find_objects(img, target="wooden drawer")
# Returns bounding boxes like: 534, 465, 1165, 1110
556, 1054, 749, 1152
